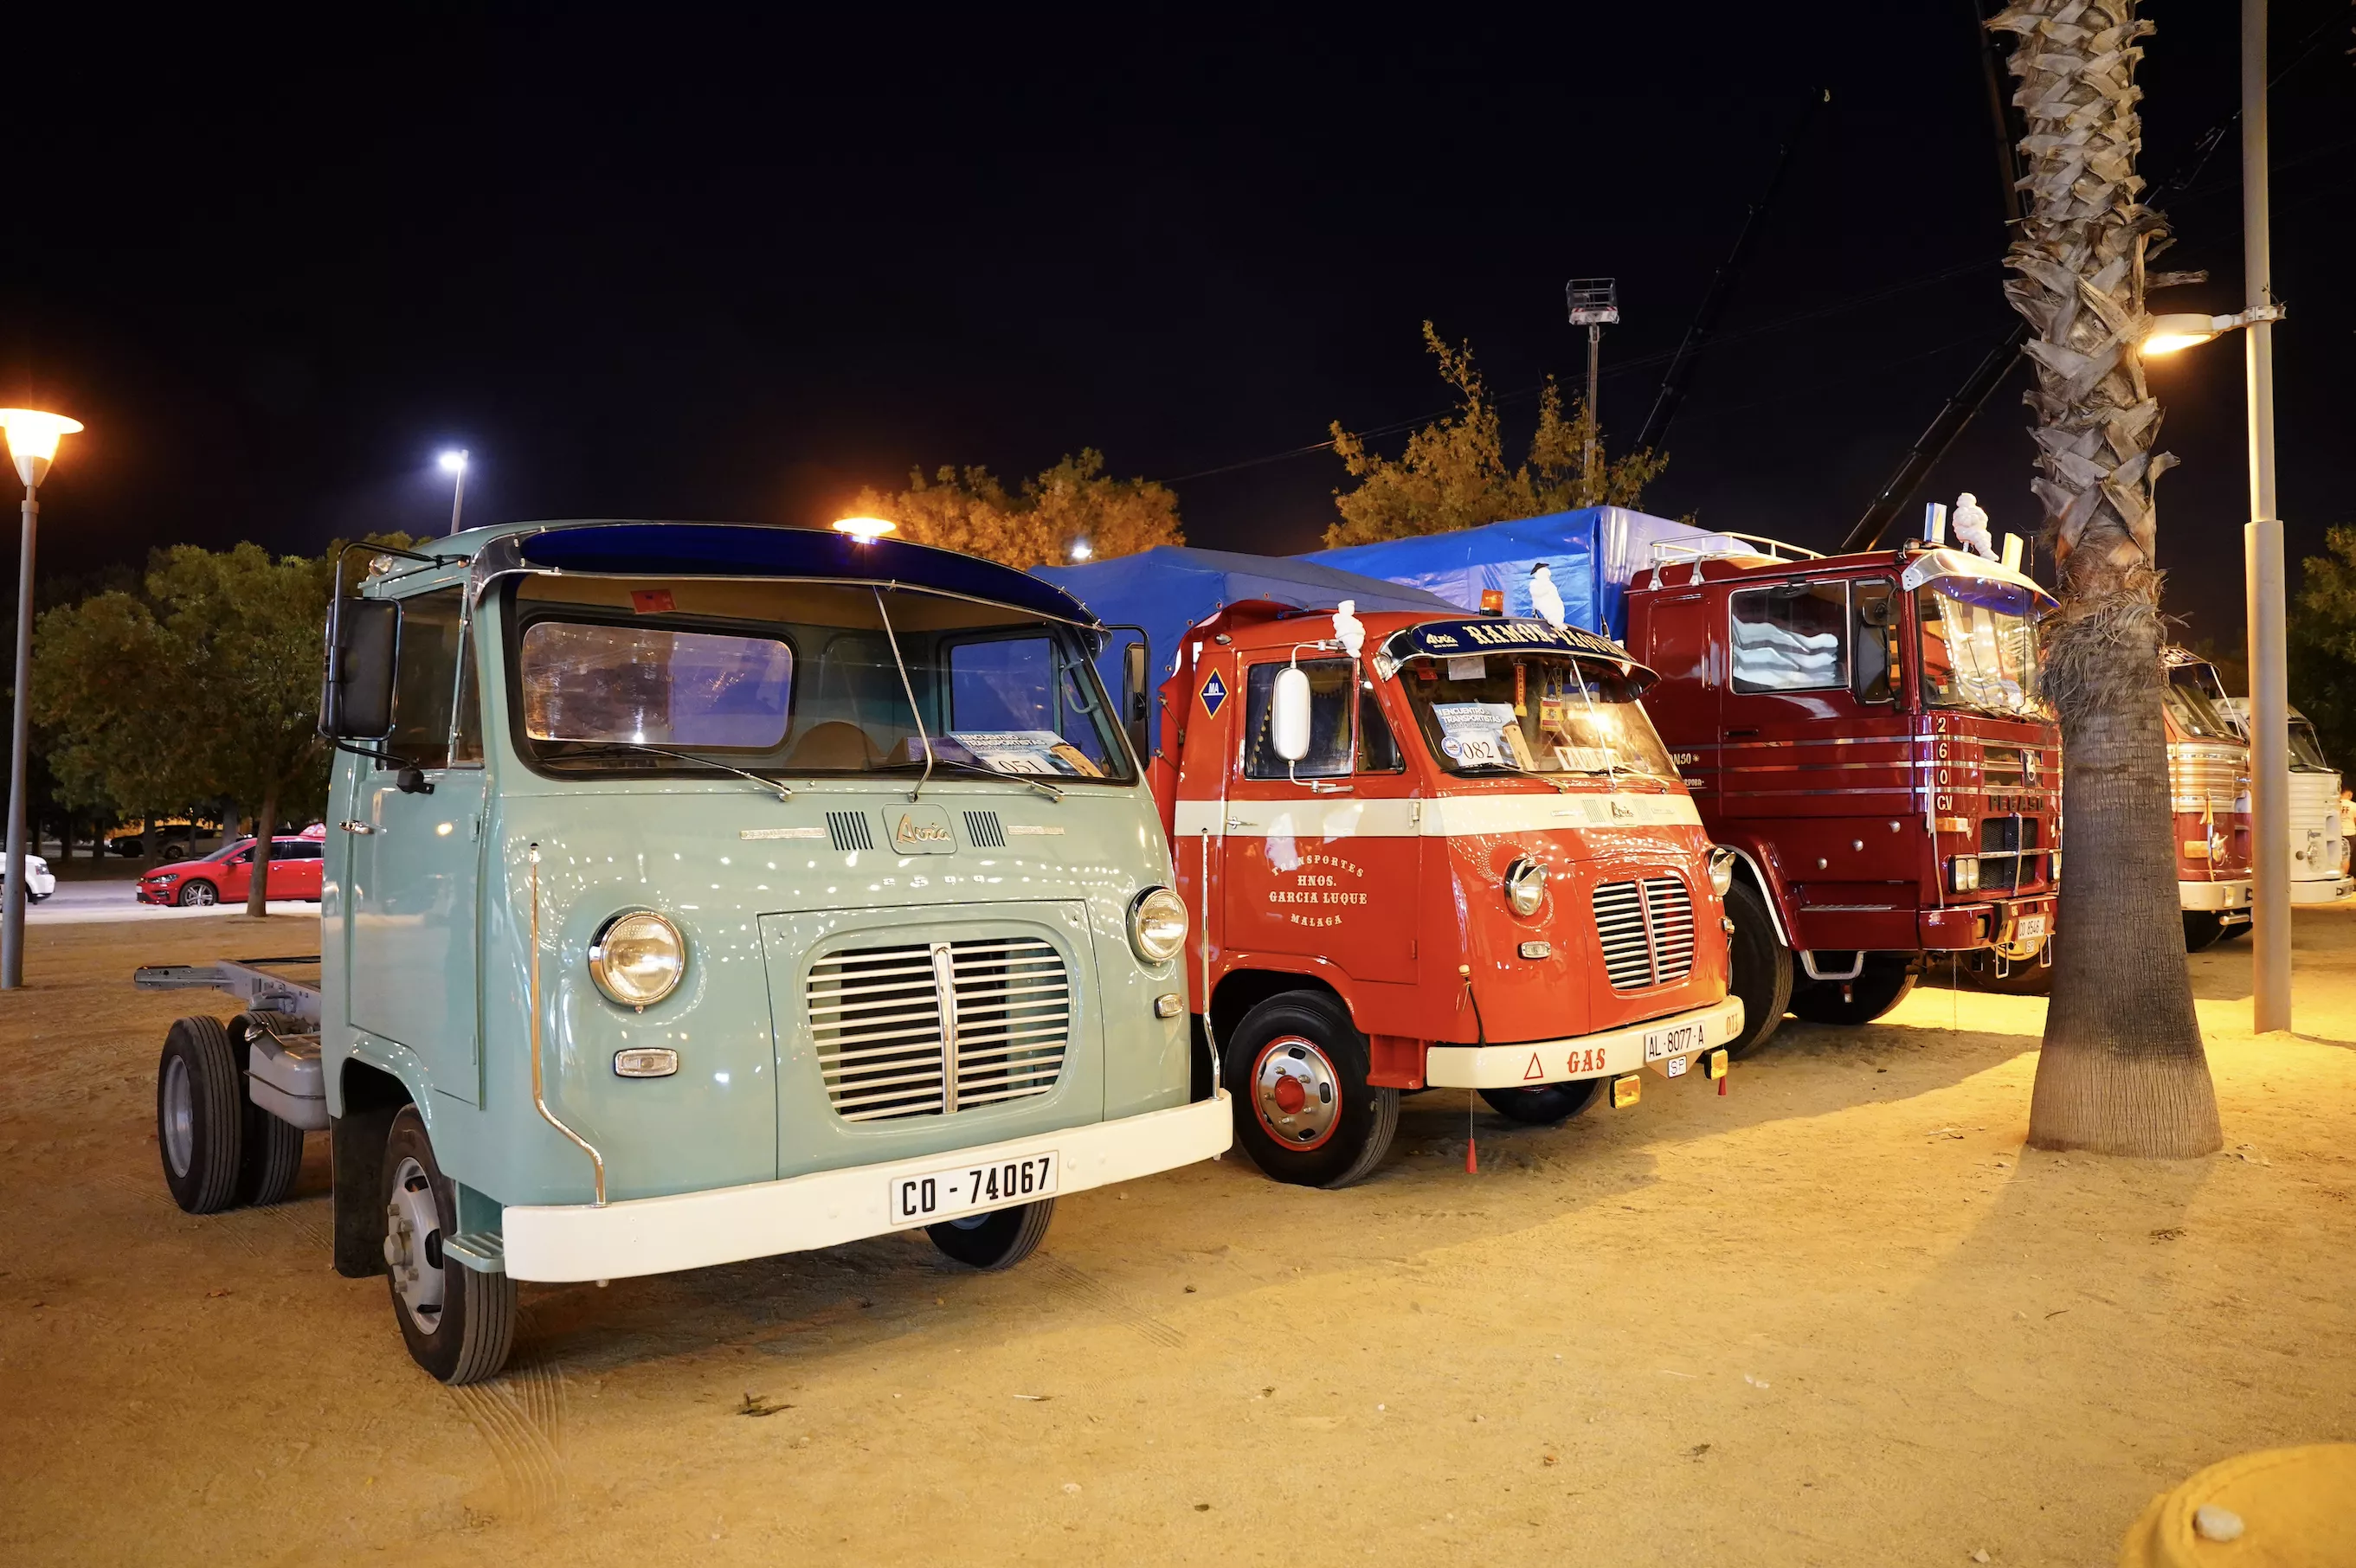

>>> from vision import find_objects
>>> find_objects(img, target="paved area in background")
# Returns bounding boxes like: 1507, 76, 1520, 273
25, 881, 314, 923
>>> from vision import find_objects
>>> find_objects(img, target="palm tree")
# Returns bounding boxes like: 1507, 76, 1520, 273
1989, 0, 2221, 1155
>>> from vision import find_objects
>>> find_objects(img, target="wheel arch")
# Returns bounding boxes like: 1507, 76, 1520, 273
1714, 839, 1793, 948
329, 1057, 417, 1280
1209, 966, 1349, 1050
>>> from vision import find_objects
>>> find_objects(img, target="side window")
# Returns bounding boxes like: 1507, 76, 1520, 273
388, 587, 464, 768
276, 841, 324, 861
1730, 583, 1848, 694
1359, 684, 1404, 773
1851, 579, 1896, 704
1243, 659, 1355, 780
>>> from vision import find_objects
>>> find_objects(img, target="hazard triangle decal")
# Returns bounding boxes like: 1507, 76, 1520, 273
1522, 1052, 1544, 1081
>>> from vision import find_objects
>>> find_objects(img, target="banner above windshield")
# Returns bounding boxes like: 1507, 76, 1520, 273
1381, 618, 1651, 679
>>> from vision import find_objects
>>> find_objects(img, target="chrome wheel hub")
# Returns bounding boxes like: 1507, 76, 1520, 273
162, 1056, 193, 1178
1252, 1037, 1340, 1147
383, 1155, 447, 1333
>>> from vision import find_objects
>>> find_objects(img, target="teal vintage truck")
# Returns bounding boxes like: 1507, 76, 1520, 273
145, 521, 1230, 1382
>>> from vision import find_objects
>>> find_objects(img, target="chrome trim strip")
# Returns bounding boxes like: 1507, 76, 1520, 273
528, 845, 608, 1206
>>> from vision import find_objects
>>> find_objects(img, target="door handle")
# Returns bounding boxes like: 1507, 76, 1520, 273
338, 820, 377, 835
1728, 728, 1760, 739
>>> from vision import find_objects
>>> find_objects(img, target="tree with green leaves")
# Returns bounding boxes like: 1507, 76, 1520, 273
847, 448, 1182, 569
1323, 322, 1668, 549
2288, 524, 2356, 774
35, 541, 351, 916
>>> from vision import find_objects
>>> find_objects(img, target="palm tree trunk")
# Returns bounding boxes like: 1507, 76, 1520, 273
246, 779, 279, 919
1991, 0, 2221, 1155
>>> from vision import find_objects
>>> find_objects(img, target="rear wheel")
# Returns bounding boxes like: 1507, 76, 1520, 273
1722, 879, 1793, 1057
2183, 912, 2228, 953
157, 1016, 243, 1213
382, 1108, 515, 1385
1225, 991, 1398, 1189
927, 1199, 1055, 1270
1789, 954, 1918, 1025
229, 1014, 306, 1206
1478, 1078, 1604, 1125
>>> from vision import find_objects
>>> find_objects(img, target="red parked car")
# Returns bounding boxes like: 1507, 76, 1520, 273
138, 832, 326, 906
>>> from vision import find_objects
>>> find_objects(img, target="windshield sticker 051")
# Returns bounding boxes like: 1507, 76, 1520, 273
1431, 703, 1516, 768
947, 730, 1103, 777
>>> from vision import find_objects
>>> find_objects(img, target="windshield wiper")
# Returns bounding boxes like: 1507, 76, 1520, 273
1458, 761, 1572, 794
876, 756, 1065, 800
546, 741, 792, 802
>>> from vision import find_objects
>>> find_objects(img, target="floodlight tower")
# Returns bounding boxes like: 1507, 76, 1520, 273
1565, 279, 1619, 492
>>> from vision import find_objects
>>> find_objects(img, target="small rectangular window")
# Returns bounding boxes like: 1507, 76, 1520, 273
1730, 583, 1849, 694
1358, 684, 1404, 773
1851, 579, 1896, 704
388, 588, 466, 768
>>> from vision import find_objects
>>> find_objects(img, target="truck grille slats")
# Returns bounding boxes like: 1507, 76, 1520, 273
807, 935, 1071, 1122
1592, 877, 1696, 990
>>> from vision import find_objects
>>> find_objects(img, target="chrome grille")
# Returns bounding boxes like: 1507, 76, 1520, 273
1592, 877, 1695, 990
807, 936, 1070, 1121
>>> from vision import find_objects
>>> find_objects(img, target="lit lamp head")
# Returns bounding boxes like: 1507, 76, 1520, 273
1069, 540, 1093, 562
0, 409, 85, 488
438, 449, 468, 475
832, 516, 897, 543
2140, 313, 2227, 357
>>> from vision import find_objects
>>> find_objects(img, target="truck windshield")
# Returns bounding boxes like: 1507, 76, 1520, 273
2162, 665, 2237, 742
1397, 652, 1677, 781
1917, 582, 2041, 717
509, 577, 1132, 782
2289, 718, 2333, 773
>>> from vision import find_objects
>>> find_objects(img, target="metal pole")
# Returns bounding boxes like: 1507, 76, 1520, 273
1584, 323, 1601, 492
2243, 0, 2291, 1032
447, 460, 467, 536
3, 483, 36, 988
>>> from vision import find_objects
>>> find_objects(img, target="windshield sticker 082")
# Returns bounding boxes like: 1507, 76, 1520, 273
1431, 703, 1516, 768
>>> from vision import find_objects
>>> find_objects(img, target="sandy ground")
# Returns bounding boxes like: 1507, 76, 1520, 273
2, 912, 2351, 1567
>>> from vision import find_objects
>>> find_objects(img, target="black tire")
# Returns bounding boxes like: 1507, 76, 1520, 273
157, 1016, 244, 1213
1722, 879, 1794, 1057
1478, 1078, 1605, 1126
2182, 912, 2227, 953
927, 1199, 1055, 1270
382, 1107, 516, 1385
1789, 954, 1919, 1025
229, 1015, 306, 1206
27, 890, 47, 904
177, 879, 218, 907
1224, 990, 1399, 1189
1960, 945, 2054, 995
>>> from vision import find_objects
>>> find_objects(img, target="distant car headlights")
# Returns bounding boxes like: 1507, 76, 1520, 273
1504, 857, 1548, 917
588, 910, 686, 1009
1129, 886, 1189, 964
1708, 847, 1736, 897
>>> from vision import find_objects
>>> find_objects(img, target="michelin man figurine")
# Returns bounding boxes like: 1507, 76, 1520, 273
1951, 492, 1997, 561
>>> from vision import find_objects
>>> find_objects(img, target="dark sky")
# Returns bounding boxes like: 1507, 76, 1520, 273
3, 4, 2347, 650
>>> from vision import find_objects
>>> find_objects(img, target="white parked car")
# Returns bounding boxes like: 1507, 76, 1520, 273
4, 854, 55, 902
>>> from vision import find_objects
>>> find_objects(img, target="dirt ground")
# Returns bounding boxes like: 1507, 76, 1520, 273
3, 913, 2351, 1567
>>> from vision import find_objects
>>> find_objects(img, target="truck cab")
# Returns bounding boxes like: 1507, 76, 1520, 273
1625, 538, 2062, 1043
151, 520, 1229, 1383
2219, 697, 2352, 906
1157, 601, 1741, 1186
2163, 649, 2256, 949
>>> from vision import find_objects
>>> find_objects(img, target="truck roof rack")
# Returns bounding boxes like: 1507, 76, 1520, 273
1645, 531, 1822, 588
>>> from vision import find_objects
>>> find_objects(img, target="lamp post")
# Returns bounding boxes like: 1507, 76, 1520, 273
2240, 0, 2289, 1034
1565, 279, 1619, 492
0, 409, 83, 990
440, 449, 469, 535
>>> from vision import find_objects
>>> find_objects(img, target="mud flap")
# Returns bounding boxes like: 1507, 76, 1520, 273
330, 1103, 399, 1278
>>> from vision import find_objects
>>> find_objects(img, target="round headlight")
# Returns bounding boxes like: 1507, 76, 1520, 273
589, 910, 686, 1009
1504, 858, 1548, 917
1129, 886, 1189, 964
1708, 847, 1735, 897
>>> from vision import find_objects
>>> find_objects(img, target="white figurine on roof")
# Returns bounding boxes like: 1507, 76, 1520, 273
1951, 492, 1997, 561
1332, 600, 1365, 659
1529, 562, 1567, 630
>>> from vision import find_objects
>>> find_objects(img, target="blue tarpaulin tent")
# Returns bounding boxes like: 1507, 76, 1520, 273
1304, 506, 1735, 641
1033, 545, 1457, 754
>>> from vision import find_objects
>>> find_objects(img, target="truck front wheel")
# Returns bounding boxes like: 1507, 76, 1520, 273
1960, 943, 2054, 995
1225, 991, 1399, 1189
382, 1108, 515, 1385
927, 1200, 1055, 1270
1723, 880, 1793, 1057
1788, 954, 1918, 1025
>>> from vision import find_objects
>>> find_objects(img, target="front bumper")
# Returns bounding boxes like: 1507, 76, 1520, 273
2290, 877, 2353, 905
2181, 878, 2253, 913
500, 1091, 1233, 1283
1425, 996, 1745, 1090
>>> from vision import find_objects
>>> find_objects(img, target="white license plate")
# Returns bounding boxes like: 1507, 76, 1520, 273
2014, 914, 2048, 942
1664, 1054, 1689, 1078
888, 1152, 1059, 1229
1644, 1021, 1706, 1062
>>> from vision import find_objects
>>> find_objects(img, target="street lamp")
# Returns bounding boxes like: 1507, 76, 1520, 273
1069, 541, 1093, 562
0, 408, 83, 990
439, 449, 468, 535
832, 516, 897, 543
2137, 306, 2283, 358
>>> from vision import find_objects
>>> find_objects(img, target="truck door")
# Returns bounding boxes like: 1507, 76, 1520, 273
345, 587, 488, 1103
1222, 655, 1419, 980
1638, 588, 1722, 798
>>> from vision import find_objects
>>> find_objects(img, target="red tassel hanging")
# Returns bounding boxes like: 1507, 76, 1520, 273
1718, 1074, 1728, 1096
1465, 1137, 1478, 1173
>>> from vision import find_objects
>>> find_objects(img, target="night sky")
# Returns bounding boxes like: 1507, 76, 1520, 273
3, 4, 2347, 652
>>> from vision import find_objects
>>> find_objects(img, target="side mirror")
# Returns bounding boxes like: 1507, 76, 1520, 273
321, 597, 398, 740
1271, 665, 1312, 762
